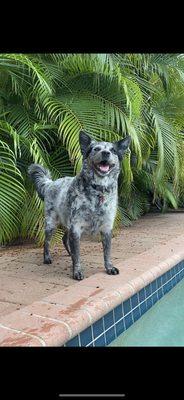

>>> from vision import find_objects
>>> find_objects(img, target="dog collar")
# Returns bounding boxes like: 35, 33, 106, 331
91, 184, 111, 205
91, 183, 111, 194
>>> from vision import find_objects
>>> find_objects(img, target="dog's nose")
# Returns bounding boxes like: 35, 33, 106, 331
101, 150, 110, 158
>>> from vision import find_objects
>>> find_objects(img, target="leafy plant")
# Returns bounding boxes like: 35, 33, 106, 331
0, 53, 184, 246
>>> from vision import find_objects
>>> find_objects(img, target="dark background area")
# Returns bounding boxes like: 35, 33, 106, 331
0, 347, 181, 399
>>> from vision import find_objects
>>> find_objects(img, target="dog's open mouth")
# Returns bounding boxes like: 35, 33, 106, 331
94, 161, 115, 174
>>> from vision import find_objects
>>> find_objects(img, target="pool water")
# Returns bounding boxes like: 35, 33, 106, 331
110, 278, 184, 346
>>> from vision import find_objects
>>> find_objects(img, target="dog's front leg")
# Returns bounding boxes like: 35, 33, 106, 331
62, 231, 71, 256
68, 227, 84, 280
101, 231, 119, 275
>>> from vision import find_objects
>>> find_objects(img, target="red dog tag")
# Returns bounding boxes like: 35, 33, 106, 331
99, 194, 105, 204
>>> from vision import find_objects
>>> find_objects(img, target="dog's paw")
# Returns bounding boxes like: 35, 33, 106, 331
44, 256, 52, 264
106, 266, 119, 275
73, 271, 84, 280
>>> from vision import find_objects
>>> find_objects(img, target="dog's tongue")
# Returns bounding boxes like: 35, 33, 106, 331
99, 164, 109, 172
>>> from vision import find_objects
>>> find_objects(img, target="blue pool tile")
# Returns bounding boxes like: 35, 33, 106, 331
151, 280, 157, 292
178, 271, 182, 280
124, 313, 133, 330
170, 277, 174, 287
140, 300, 147, 315
176, 274, 180, 283
94, 334, 106, 347
66, 335, 79, 347
165, 271, 169, 281
105, 326, 116, 345
166, 270, 171, 280
115, 319, 125, 337
133, 306, 141, 322
104, 310, 114, 330
178, 275, 182, 284
92, 318, 104, 339
176, 262, 180, 270
145, 284, 151, 297
161, 273, 167, 285
163, 284, 169, 295
170, 267, 175, 277
80, 326, 92, 347
138, 288, 145, 302
146, 297, 153, 310
179, 268, 184, 276
180, 269, 184, 279
123, 298, 131, 315
152, 292, 158, 305
173, 266, 177, 275
157, 288, 163, 300
157, 276, 162, 288
170, 278, 174, 288
175, 264, 180, 274
171, 276, 177, 287
178, 262, 182, 271
167, 280, 173, 291
131, 293, 138, 308
114, 304, 123, 322
173, 266, 177, 276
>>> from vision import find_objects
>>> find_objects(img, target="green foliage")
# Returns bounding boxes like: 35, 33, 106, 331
0, 53, 184, 245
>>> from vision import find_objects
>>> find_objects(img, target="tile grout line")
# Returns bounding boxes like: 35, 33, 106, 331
0, 323, 46, 346
102, 316, 106, 346
21, 311, 73, 339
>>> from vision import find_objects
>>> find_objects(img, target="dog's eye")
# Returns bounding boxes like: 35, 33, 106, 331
110, 147, 117, 155
94, 147, 101, 152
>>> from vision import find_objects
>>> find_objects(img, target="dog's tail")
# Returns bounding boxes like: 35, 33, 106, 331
28, 164, 52, 200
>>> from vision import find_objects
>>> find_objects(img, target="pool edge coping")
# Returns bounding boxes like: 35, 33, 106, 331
1, 234, 184, 346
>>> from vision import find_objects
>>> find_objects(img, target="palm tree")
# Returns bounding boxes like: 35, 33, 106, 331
0, 53, 184, 245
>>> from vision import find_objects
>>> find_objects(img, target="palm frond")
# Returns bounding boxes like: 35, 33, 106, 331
0, 140, 25, 244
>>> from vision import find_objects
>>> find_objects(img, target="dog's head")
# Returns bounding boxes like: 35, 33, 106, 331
79, 131, 131, 177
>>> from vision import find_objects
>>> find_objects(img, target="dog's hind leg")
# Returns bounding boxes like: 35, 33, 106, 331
101, 230, 119, 275
44, 214, 57, 264
44, 227, 54, 264
62, 231, 71, 256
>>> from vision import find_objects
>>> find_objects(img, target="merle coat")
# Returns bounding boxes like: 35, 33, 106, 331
28, 131, 131, 280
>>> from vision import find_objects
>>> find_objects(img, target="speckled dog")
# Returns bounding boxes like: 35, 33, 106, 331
28, 131, 131, 280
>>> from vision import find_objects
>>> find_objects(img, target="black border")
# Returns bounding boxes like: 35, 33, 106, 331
0, 22, 182, 53
0, 346, 182, 399
1, 1, 183, 53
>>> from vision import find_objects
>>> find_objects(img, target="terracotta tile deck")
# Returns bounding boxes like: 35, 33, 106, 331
1, 226, 184, 346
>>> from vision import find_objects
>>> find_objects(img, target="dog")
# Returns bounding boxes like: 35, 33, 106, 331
28, 131, 131, 280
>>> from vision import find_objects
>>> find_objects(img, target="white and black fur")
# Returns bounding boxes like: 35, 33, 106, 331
28, 131, 131, 280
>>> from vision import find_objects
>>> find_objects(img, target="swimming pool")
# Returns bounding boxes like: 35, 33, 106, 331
64, 259, 184, 347
110, 277, 184, 346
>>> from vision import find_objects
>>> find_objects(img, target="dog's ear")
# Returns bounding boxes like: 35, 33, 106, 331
79, 131, 93, 157
114, 135, 131, 160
